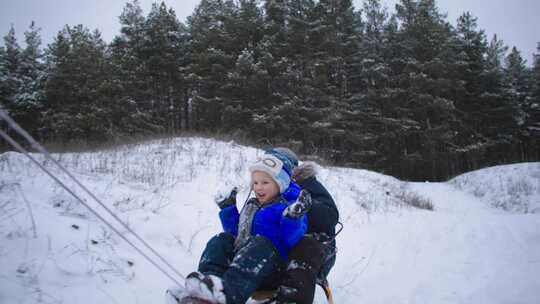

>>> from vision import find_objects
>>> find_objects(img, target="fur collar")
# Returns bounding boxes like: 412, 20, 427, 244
292, 161, 318, 183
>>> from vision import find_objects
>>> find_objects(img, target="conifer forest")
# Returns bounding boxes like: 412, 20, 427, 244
1, 0, 539, 180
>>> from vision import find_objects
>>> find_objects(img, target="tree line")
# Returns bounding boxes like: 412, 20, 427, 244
1, 0, 539, 181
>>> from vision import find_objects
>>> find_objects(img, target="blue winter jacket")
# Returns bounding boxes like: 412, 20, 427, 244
219, 198, 308, 260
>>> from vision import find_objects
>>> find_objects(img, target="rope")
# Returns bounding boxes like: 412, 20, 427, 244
0, 110, 185, 287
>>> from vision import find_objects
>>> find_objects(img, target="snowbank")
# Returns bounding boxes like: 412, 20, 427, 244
1, 137, 539, 304
450, 162, 540, 213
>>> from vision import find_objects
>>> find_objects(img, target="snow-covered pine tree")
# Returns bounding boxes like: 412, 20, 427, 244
504, 46, 531, 127
262, 0, 288, 58
446, 12, 492, 161
470, 35, 521, 157
344, 0, 395, 168
219, 1, 269, 134
10, 22, 46, 137
142, 2, 189, 133
311, 0, 360, 101
386, 0, 465, 179
109, 0, 154, 135
0, 26, 22, 118
187, 0, 237, 132
455, 12, 487, 115
302, 0, 362, 161
223, 49, 260, 132
359, 0, 388, 92
42, 25, 111, 142
235, 0, 264, 51
528, 43, 540, 137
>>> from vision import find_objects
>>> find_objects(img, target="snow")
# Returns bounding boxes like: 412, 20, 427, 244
450, 162, 540, 213
1, 137, 539, 304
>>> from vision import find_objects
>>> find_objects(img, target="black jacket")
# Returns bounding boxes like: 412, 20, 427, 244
295, 163, 339, 237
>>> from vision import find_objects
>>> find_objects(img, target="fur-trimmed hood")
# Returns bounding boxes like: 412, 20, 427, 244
292, 161, 318, 183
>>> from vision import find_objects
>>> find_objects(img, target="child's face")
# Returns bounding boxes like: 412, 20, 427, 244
252, 171, 280, 204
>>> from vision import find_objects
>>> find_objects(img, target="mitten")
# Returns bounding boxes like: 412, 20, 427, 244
284, 190, 312, 219
215, 187, 238, 209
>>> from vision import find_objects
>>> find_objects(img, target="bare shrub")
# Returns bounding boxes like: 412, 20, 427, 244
507, 177, 533, 197
397, 187, 434, 211
472, 185, 486, 197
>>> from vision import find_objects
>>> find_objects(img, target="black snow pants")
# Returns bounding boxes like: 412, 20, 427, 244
276, 235, 336, 304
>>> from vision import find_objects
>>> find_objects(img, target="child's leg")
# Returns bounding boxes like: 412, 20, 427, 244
221, 235, 283, 304
198, 232, 236, 277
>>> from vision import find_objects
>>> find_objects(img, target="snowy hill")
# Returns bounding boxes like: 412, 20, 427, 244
1, 137, 539, 304
450, 163, 540, 213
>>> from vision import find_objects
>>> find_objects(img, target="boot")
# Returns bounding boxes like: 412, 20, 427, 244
184, 272, 226, 304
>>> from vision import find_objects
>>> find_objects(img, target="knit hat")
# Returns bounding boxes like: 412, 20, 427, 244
249, 154, 291, 193
265, 147, 299, 175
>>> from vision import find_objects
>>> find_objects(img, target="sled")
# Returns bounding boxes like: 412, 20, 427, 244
177, 296, 216, 304
167, 280, 334, 304
166, 289, 215, 304
319, 279, 335, 304
247, 289, 277, 303
248, 279, 334, 304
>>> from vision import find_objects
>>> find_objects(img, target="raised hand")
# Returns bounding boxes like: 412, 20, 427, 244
284, 190, 312, 219
215, 187, 238, 209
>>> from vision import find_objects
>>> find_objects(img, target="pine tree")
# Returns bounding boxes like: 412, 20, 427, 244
142, 2, 189, 133
483, 35, 507, 92
220, 0, 270, 134
455, 12, 487, 112
0, 46, 6, 107
109, 0, 154, 135
312, 0, 361, 100
6, 22, 46, 137
187, 0, 238, 131
0, 25, 22, 116
346, 0, 397, 168
384, 0, 466, 179
223, 48, 273, 133
504, 46, 530, 127
533, 43, 540, 100
43, 25, 112, 142
447, 12, 492, 155
262, 0, 288, 57
235, 0, 264, 51
0, 23, 47, 138
528, 42, 540, 132
278, 0, 316, 97
527, 42, 540, 137
360, 0, 388, 92
472, 34, 521, 152
299, 0, 362, 160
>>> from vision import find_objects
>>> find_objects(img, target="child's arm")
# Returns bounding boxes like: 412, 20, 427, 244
219, 205, 239, 236
279, 212, 308, 250
279, 190, 312, 249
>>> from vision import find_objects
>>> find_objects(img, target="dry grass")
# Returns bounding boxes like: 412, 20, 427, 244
397, 187, 434, 211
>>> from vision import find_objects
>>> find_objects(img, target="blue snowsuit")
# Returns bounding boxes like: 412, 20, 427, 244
198, 196, 307, 304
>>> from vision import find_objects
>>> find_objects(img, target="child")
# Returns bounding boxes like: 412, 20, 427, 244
182, 154, 311, 304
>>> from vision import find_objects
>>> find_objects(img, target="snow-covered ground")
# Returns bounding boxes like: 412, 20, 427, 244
450, 162, 540, 213
1, 137, 539, 304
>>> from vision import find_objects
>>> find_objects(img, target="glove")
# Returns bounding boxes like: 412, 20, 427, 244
284, 190, 312, 219
215, 187, 238, 209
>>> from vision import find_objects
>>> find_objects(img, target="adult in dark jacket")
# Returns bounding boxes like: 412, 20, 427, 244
266, 148, 340, 304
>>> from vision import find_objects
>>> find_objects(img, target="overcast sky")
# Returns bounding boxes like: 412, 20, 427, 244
1, 0, 539, 64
